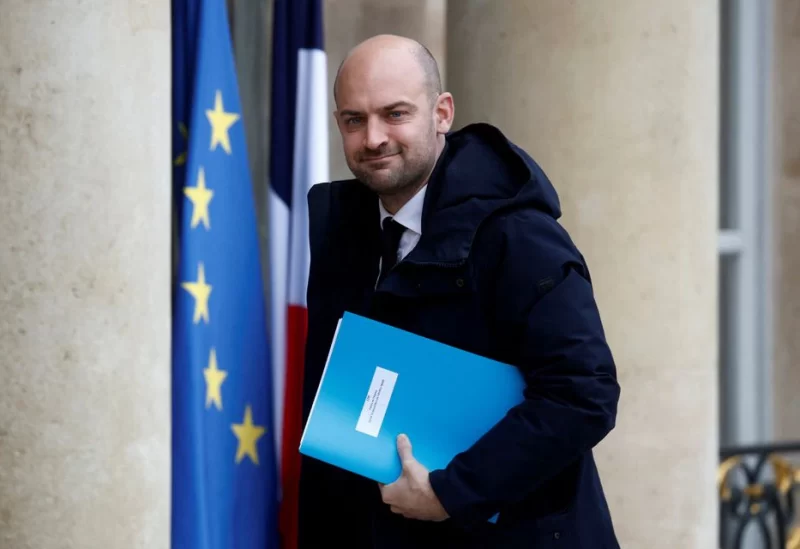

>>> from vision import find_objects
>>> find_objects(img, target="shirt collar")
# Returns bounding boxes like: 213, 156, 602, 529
378, 184, 426, 235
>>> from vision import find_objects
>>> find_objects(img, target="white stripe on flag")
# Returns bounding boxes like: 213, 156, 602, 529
289, 48, 329, 306
269, 188, 289, 468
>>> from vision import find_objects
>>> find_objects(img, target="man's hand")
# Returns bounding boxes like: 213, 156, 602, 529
378, 434, 449, 522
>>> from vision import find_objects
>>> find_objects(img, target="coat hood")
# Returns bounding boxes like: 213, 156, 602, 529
409, 122, 562, 266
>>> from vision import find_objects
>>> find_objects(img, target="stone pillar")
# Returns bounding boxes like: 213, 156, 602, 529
0, 2, 171, 548
773, 0, 800, 442
447, 3, 718, 548
324, 0, 446, 180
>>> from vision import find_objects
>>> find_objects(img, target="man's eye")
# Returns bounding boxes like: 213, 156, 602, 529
346, 117, 362, 125
389, 111, 405, 118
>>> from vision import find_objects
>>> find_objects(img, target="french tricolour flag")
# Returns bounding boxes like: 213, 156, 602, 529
268, 0, 328, 547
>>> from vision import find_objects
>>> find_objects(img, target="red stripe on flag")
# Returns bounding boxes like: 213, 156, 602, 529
279, 304, 308, 549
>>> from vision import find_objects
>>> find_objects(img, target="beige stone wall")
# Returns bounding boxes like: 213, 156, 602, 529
0, 2, 171, 548
773, 0, 800, 442
446, 2, 718, 547
324, 0, 446, 181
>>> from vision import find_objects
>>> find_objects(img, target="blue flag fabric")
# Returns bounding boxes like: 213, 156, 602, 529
171, 1, 279, 548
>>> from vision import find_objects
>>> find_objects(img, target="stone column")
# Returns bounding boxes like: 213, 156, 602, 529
447, 3, 718, 548
773, 0, 800, 442
0, 2, 171, 548
324, 0, 446, 180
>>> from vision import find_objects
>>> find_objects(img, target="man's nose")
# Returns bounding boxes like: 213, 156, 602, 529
364, 120, 389, 151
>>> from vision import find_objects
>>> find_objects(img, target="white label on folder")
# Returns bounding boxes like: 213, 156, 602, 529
355, 366, 398, 437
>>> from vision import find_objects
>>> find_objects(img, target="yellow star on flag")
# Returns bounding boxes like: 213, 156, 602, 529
232, 405, 266, 465
203, 348, 227, 411
181, 262, 212, 324
206, 90, 239, 154
184, 166, 214, 229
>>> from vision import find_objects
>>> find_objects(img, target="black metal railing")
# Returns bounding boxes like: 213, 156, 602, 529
719, 442, 800, 549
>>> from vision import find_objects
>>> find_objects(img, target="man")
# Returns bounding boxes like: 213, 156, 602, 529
297, 34, 621, 549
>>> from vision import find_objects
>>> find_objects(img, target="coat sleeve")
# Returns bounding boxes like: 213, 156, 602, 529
427, 211, 621, 526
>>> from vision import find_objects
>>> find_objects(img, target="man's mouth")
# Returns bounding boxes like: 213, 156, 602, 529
362, 152, 399, 163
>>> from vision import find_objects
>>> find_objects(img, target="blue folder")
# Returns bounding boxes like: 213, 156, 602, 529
299, 311, 526, 487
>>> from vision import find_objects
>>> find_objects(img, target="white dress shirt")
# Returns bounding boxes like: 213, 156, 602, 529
376, 185, 426, 285
379, 184, 426, 262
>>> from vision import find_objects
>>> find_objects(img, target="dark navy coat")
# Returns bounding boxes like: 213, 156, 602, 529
297, 123, 621, 548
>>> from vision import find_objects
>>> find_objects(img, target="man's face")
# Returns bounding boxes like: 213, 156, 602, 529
334, 53, 439, 198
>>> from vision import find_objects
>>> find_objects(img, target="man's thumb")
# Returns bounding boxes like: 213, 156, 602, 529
397, 433, 413, 463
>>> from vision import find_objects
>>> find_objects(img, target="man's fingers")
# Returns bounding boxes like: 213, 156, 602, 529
380, 481, 397, 503
397, 433, 414, 464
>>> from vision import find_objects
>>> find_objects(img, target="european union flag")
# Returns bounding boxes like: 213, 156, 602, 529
171, 1, 278, 548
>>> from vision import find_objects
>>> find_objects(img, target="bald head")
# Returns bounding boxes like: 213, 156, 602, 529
331, 34, 454, 212
333, 34, 442, 107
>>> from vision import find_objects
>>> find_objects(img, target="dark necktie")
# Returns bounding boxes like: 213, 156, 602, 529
378, 217, 405, 285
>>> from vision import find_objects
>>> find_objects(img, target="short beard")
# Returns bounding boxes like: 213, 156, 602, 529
350, 124, 438, 197
353, 154, 432, 197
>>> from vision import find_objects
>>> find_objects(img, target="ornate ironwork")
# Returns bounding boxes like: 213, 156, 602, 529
719, 442, 800, 549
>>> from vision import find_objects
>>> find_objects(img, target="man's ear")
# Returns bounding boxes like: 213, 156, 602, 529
434, 92, 454, 134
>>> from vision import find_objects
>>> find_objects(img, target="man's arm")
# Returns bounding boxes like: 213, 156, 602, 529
427, 211, 620, 525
